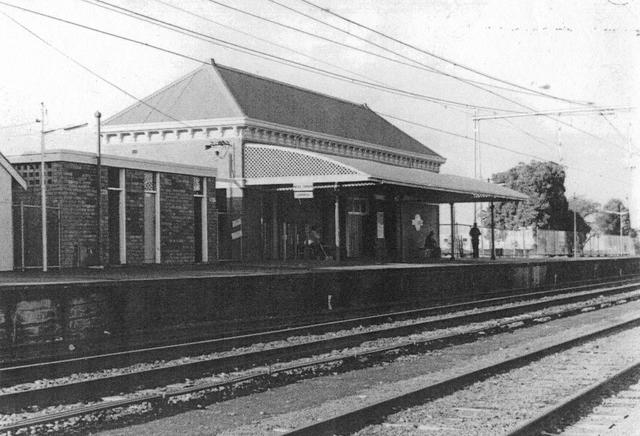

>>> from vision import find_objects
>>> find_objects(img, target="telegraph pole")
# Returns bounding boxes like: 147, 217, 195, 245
95, 111, 103, 267
38, 103, 48, 272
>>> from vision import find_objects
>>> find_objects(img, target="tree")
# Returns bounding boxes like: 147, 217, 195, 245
481, 161, 589, 233
568, 196, 601, 220
595, 198, 634, 236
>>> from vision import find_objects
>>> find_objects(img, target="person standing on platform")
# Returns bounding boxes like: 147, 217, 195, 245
469, 222, 481, 258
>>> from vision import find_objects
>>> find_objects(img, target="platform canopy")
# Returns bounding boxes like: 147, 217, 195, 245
244, 144, 527, 203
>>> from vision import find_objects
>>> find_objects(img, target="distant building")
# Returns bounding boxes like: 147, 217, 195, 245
102, 61, 525, 262
0, 151, 26, 271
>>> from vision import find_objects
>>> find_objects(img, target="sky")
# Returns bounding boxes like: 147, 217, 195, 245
0, 0, 638, 224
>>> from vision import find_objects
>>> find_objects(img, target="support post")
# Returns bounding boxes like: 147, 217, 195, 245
39, 103, 48, 272
95, 111, 102, 267
573, 208, 577, 257
334, 186, 341, 262
20, 201, 24, 271
490, 201, 496, 260
449, 202, 455, 261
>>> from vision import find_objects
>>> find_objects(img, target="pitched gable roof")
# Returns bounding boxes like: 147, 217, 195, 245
105, 65, 243, 125
0, 151, 27, 189
105, 63, 442, 159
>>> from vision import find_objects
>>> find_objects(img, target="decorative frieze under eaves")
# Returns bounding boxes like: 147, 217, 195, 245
102, 119, 445, 173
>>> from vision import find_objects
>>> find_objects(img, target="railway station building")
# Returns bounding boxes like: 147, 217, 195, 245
97, 61, 525, 263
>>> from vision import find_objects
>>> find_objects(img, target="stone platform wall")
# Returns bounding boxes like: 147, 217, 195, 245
1, 257, 639, 360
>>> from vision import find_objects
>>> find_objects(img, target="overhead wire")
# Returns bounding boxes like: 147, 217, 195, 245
376, 110, 630, 185
289, 0, 630, 152
264, 0, 550, 100
210, 0, 629, 152
79, 0, 521, 112
0, 121, 37, 130
0, 1, 630, 186
149, 0, 391, 89
298, 0, 595, 106
0, 10, 197, 129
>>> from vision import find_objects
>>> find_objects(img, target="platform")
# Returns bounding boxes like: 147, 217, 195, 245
0, 257, 638, 362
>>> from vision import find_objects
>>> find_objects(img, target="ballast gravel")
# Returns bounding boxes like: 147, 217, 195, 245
1, 288, 639, 432
93, 298, 640, 436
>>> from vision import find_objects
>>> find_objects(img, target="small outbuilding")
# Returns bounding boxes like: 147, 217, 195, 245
10, 150, 216, 268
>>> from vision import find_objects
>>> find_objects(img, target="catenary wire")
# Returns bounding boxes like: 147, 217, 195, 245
206, 0, 628, 151
298, 0, 595, 106
264, 0, 551, 100
0, 1, 630, 185
84, 0, 518, 113
376, 110, 630, 185
0, 11, 198, 129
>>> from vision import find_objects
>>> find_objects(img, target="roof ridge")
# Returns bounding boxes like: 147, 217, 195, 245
215, 63, 370, 110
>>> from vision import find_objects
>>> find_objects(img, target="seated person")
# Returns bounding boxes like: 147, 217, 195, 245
423, 230, 441, 259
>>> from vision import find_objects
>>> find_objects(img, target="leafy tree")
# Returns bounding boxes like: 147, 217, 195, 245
595, 198, 634, 236
568, 196, 601, 220
481, 161, 589, 233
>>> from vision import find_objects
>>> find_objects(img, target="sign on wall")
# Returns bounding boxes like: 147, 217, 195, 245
293, 184, 314, 199
377, 212, 385, 239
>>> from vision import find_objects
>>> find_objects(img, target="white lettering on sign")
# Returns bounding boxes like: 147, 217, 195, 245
411, 214, 424, 231
293, 184, 313, 191
231, 230, 243, 240
294, 190, 314, 199
232, 218, 242, 228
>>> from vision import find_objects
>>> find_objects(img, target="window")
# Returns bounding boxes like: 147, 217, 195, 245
347, 197, 369, 215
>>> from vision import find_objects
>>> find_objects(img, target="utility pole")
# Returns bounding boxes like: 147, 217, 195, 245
38, 103, 48, 272
95, 111, 102, 267
573, 193, 577, 258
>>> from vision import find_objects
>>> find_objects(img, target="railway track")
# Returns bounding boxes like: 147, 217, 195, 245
1, 280, 640, 434
509, 360, 640, 435
285, 315, 640, 436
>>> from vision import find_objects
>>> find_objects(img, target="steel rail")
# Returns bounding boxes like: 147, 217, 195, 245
283, 316, 640, 436
3, 274, 639, 385
507, 361, 640, 436
1, 287, 640, 432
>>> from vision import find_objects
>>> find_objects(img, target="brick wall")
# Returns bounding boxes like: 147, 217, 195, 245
12, 161, 218, 267
160, 173, 195, 264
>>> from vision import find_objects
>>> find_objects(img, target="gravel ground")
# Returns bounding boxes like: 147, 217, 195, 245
356, 326, 640, 435
90, 298, 640, 435
560, 375, 640, 435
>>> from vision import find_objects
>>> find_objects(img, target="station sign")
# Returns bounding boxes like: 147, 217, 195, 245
293, 184, 314, 199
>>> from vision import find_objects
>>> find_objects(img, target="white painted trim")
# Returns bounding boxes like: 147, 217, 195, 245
242, 118, 447, 163
8, 149, 216, 178
201, 178, 208, 263
102, 117, 248, 134
119, 169, 127, 265
155, 172, 161, 264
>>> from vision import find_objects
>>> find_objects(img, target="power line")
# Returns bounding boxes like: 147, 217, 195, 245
150, 0, 392, 90
206, 0, 547, 114
295, 0, 633, 151
81, 0, 520, 112
298, 0, 595, 106
210, 0, 627, 151
0, 10, 196, 129
377, 110, 630, 185
0, 120, 36, 130
0, 1, 630, 187
264, 0, 551, 100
